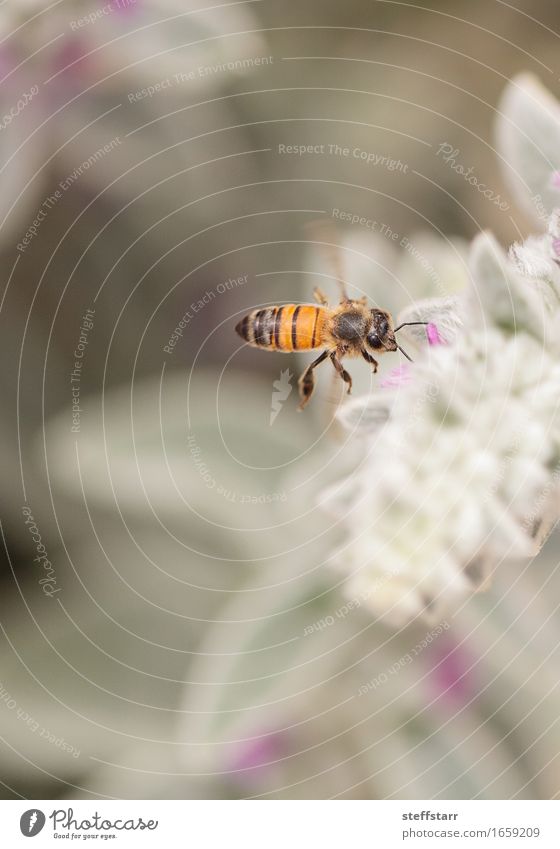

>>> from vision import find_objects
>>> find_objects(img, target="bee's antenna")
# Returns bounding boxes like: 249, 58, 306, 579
396, 344, 414, 362
393, 321, 429, 333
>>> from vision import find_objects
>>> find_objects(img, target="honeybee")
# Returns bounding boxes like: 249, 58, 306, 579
236, 284, 427, 410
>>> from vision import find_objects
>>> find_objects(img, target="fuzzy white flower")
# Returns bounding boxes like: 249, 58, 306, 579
509, 211, 560, 314
321, 71, 560, 627
322, 230, 560, 627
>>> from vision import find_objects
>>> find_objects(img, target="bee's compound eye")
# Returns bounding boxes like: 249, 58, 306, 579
366, 332, 383, 349
370, 310, 389, 341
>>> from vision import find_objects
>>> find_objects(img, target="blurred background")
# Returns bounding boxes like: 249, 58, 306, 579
1, 0, 560, 799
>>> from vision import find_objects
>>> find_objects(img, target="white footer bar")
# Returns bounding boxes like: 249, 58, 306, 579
2, 800, 558, 848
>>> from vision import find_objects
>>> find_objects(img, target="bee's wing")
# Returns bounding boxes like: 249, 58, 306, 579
396, 295, 464, 345
306, 219, 349, 301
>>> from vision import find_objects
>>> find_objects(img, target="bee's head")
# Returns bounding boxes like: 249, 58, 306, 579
366, 309, 396, 351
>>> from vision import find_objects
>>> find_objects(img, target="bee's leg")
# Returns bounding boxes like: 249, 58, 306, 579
297, 350, 329, 410
330, 351, 353, 395
313, 286, 329, 306
361, 349, 378, 372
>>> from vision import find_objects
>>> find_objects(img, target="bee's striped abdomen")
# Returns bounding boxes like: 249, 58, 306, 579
236, 305, 326, 351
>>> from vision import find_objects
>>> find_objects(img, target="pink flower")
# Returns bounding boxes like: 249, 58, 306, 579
229, 730, 286, 775
429, 637, 474, 707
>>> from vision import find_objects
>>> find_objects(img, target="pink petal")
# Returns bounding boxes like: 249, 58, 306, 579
427, 322, 444, 346
429, 638, 473, 707
52, 38, 92, 80
112, 0, 141, 15
381, 364, 412, 388
551, 171, 560, 189
229, 731, 286, 774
